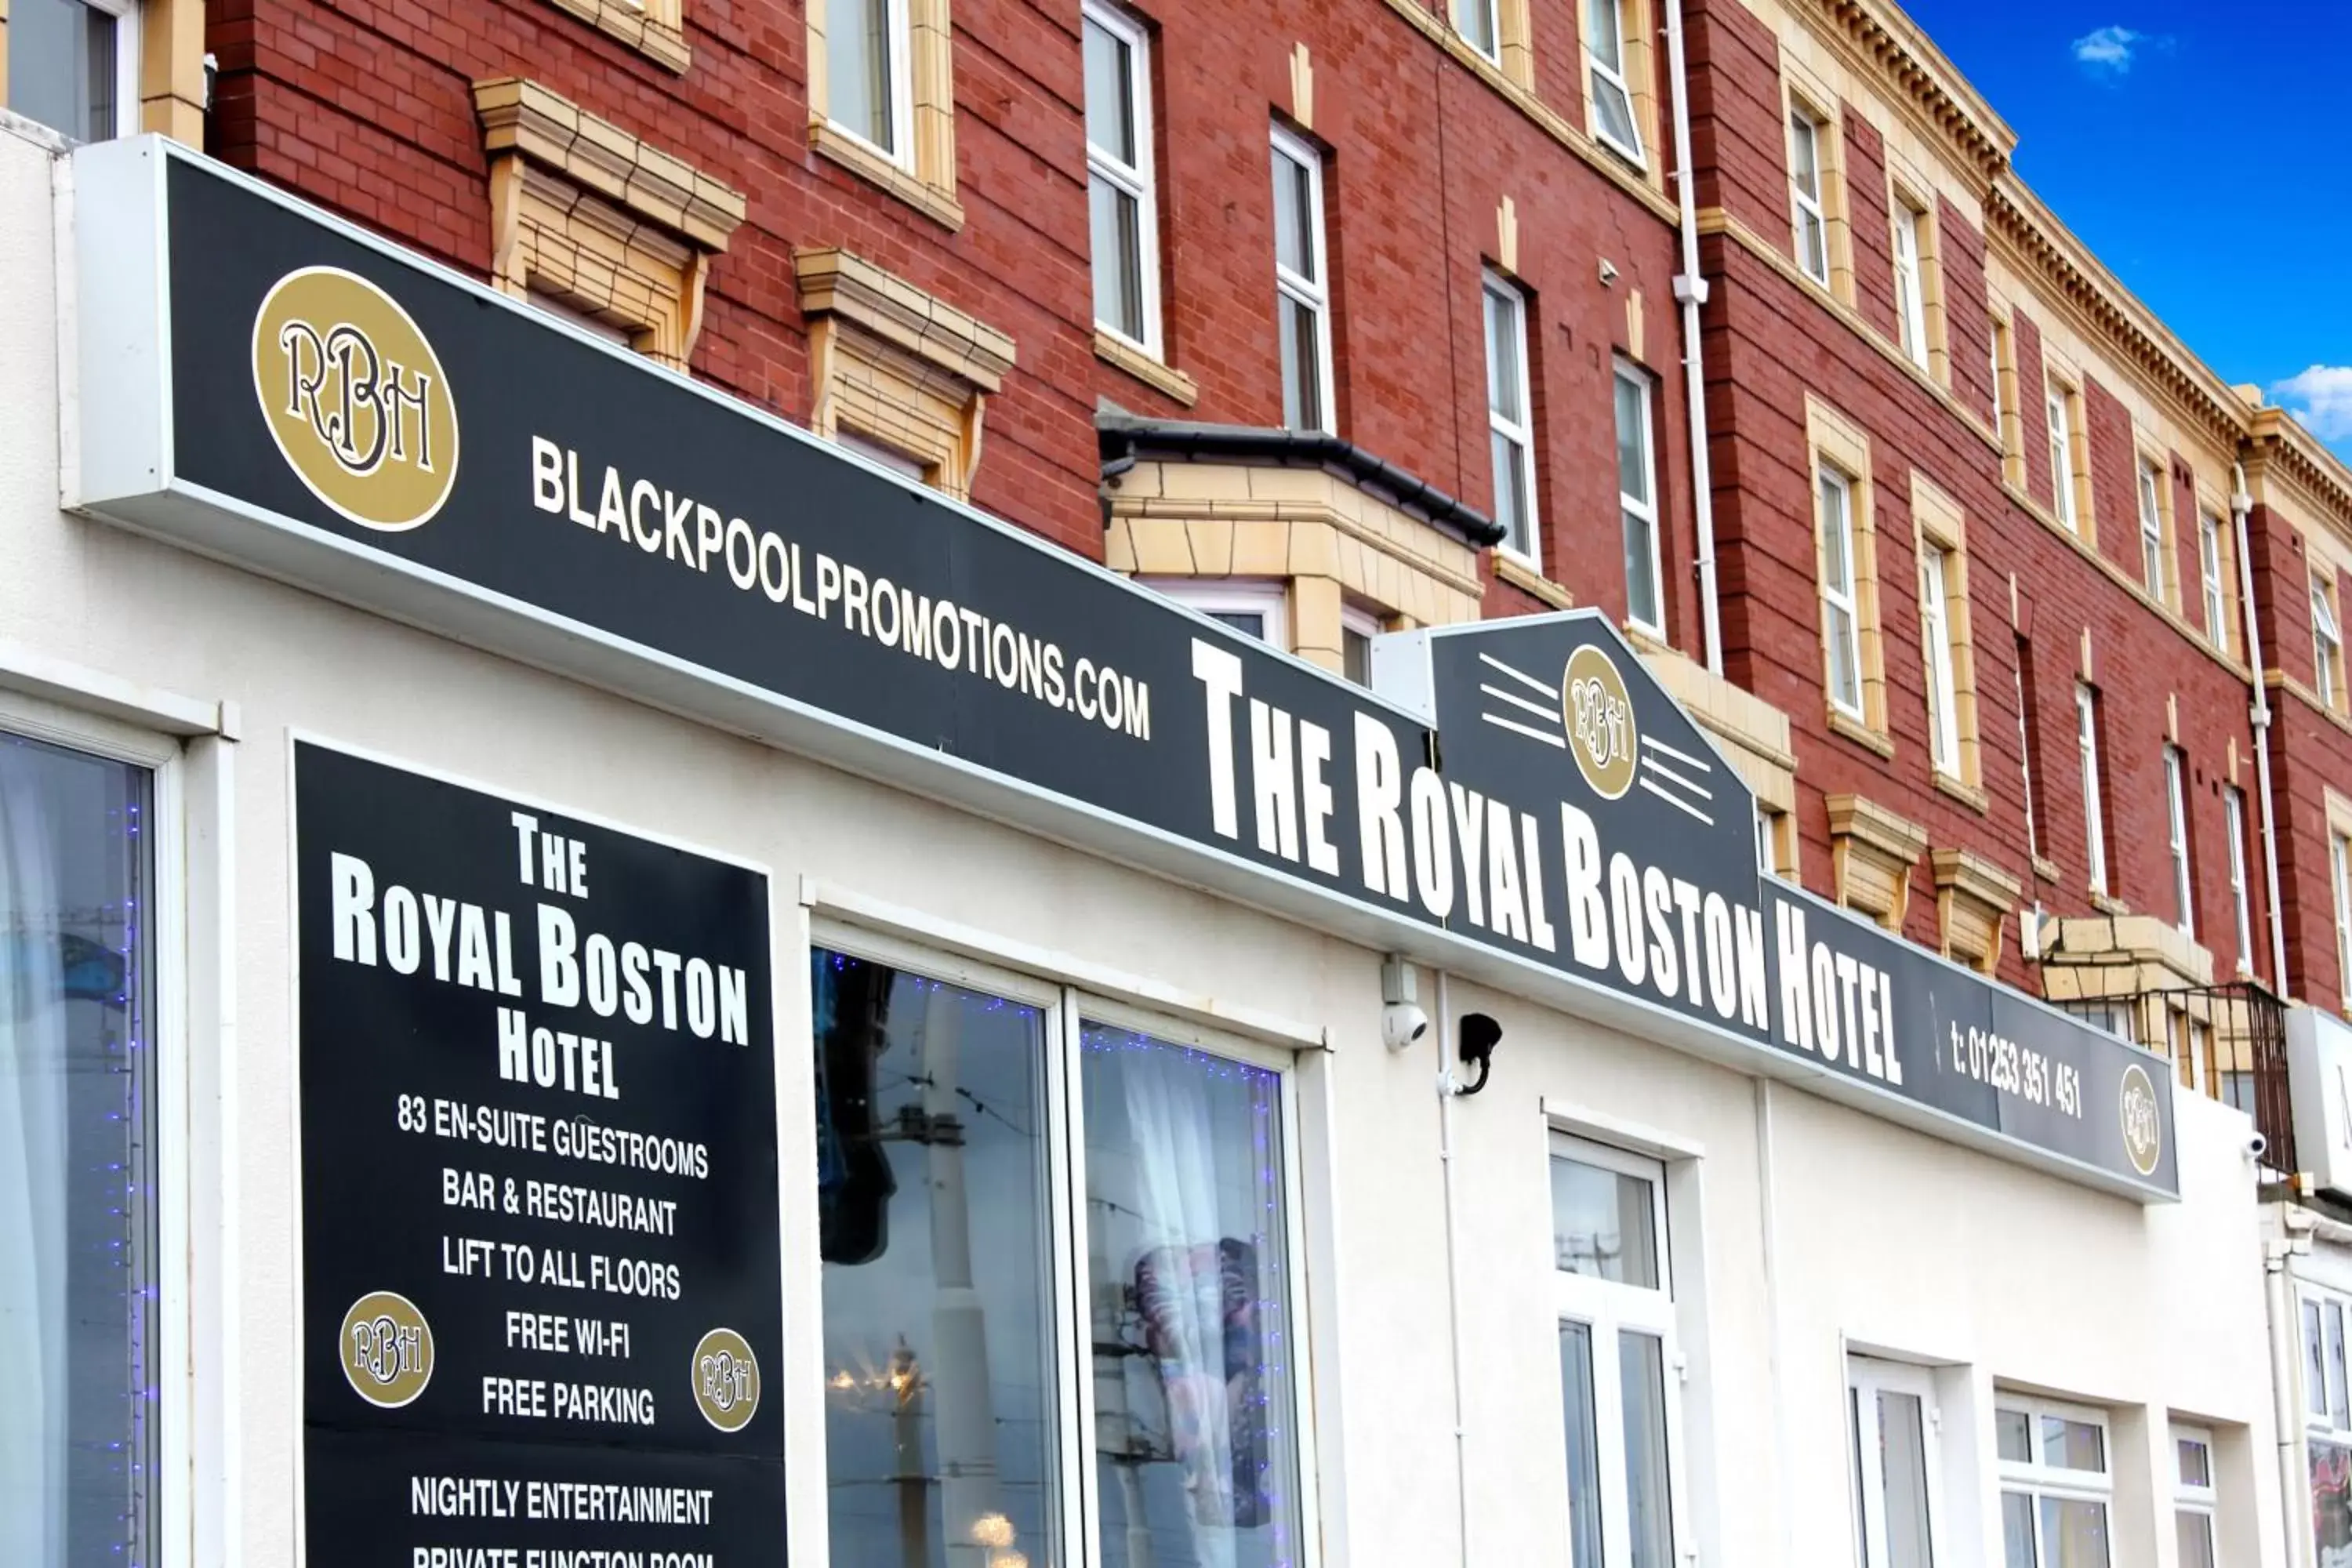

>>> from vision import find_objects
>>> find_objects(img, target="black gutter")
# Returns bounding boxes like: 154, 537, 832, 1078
1097, 412, 1506, 550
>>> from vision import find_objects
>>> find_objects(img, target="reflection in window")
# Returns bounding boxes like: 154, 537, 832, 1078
0, 731, 157, 1565
1559, 1323, 1602, 1568
1552, 1152, 1658, 1287
1620, 1330, 1674, 1568
1082, 1023, 1301, 1568
814, 950, 1057, 1568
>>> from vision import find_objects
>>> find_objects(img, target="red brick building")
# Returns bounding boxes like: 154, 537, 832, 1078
13, 0, 2351, 1086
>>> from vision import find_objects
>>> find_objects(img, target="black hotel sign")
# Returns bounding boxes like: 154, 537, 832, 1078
75, 140, 2176, 1232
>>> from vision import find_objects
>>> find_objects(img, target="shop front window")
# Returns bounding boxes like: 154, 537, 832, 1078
1083, 1022, 1302, 1568
1996, 1398, 2112, 1567
814, 944, 1315, 1568
0, 730, 158, 1566
1551, 1134, 1682, 1567
814, 950, 1060, 1566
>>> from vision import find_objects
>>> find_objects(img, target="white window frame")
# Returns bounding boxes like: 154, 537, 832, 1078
2305, 1287, 2352, 1465
2138, 460, 2169, 602
2048, 386, 2079, 532
1584, 0, 1646, 166
2165, 744, 2194, 936
1920, 543, 1962, 776
1484, 272, 1541, 568
2173, 1425, 2218, 1567
1890, 201, 1929, 370
1990, 317, 2010, 436
1270, 126, 1336, 435
806, 921, 1329, 1568
1787, 106, 1831, 287
2078, 683, 2107, 895
1083, 0, 1163, 357
1341, 602, 1380, 688
2199, 511, 2229, 647
825, 0, 916, 169
1996, 1396, 2114, 1567
0, 684, 200, 1564
2226, 786, 2254, 976
1817, 465, 1865, 720
12, 0, 141, 143
1549, 1133, 1689, 1568
2334, 833, 2352, 1011
1145, 577, 1290, 649
1454, 0, 1501, 61
2315, 579, 2343, 712
1614, 360, 1664, 637
1849, 1357, 1947, 1568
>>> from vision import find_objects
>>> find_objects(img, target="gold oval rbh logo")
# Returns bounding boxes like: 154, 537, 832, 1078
2119, 1062, 2163, 1178
691, 1327, 761, 1432
339, 1290, 435, 1409
252, 267, 458, 531
1560, 644, 1639, 801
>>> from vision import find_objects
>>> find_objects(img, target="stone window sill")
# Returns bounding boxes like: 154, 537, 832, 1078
1933, 771, 1989, 814
1094, 328, 1199, 407
810, 121, 965, 232
1828, 706, 1896, 760
1494, 554, 1574, 608
541, 0, 691, 71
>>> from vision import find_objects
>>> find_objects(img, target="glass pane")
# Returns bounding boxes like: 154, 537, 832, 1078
1082, 1023, 1301, 1568
1586, 0, 1625, 71
2175, 1512, 2216, 1568
1485, 289, 1524, 423
1593, 76, 1640, 154
2332, 1302, 2349, 1429
1797, 209, 1828, 281
0, 731, 158, 1564
1624, 507, 1660, 631
1788, 114, 1818, 194
1878, 1391, 1934, 1568
2313, 1439, 2352, 1566
815, 951, 1057, 1567
2038, 1496, 2110, 1567
1995, 1408, 2034, 1464
1456, 0, 1497, 56
827, 0, 897, 151
2310, 1300, 2330, 1419
1825, 602, 1860, 713
1492, 430, 1529, 557
1817, 474, 1853, 593
1091, 176, 1146, 341
1280, 297, 1323, 433
1343, 628, 1372, 688
1615, 375, 1650, 503
1549, 1155, 1658, 1288
1620, 1331, 1675, 1568
2176, 1433, 2211, 1486
2040, 1416, 2106, 1474
1559, 1323, 1602, 1568
1272, 150, 1315, 281
1206, 611, 1266, 640
1083, 16, 1135, 165
9, 0, 118, 143
2001, 1491, 2038, 1568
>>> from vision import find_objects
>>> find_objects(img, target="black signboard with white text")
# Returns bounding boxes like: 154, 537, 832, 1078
295, 742, 783, 1563
76, 138, 2176, 1199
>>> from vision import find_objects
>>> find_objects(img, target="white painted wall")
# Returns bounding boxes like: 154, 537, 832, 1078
0, 121, 2290, 1567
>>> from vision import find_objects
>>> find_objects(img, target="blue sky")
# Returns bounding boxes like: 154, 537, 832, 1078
1893, 0, 2352, 459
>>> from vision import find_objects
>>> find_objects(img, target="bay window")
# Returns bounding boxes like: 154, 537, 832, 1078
814, 942, 1316, 1568
1996, 1397, 2113, 1568
0, 728, 159, 1563
1551, 1134, 1683, 1567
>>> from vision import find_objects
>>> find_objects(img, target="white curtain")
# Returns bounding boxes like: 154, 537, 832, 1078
0, 752, 68, 1567
1124, 1045, 1239, 1568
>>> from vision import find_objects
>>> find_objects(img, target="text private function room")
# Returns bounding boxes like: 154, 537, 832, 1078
0, 126, 2290, 1568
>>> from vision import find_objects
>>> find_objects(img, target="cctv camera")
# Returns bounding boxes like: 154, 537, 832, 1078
1382, 1002, 1431, 1051
2248, 1131, 2269, 1161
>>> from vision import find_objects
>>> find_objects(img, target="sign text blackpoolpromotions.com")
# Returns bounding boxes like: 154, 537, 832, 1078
295, 742, 783, 1566
78, 140, 2175, 1200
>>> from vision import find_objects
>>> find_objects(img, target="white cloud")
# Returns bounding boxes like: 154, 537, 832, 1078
2274, 365, 2352, 443
2071, 25, 2143, 73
